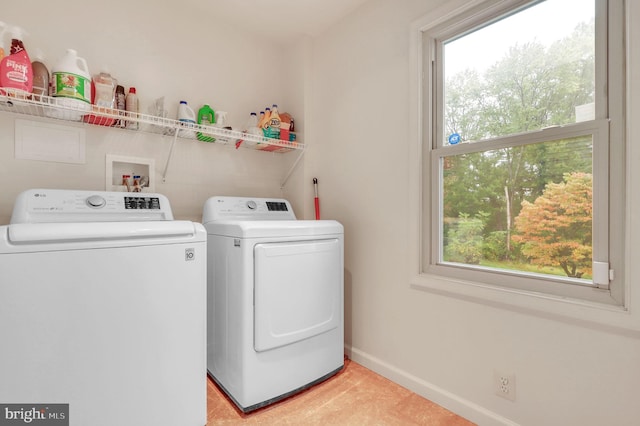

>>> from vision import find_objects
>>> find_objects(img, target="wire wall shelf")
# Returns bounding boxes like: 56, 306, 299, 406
0, 89, 302, 153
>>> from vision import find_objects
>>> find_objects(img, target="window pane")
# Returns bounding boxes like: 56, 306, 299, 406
441, 135, 592, 281
443, 0, 595, 146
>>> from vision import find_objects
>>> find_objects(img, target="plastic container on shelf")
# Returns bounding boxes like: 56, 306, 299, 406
258, 107, 270, 130
214, 111, 232, 144
279, 121, 290, 142
196, 104, 215, 142
84, 70, 117, 126
125, 87, 139, 129
178, 100, 196, 139
92, 71, 117, 108
215, 110, 228, 128
264, 103, 281, 139
48, 48, 92, 121
114, 85, 126, 128
240, 111, 260, 148
246, 112, 261, 135
31, 49, 49, 101
0, 25, 33, 97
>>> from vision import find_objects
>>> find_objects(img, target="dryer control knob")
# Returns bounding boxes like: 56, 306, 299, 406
246, 200, 257, 210
86, 195, 106, 208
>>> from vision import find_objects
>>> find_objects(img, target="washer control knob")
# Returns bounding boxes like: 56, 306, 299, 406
86, 195, 106, 208
246, 200, 257, 210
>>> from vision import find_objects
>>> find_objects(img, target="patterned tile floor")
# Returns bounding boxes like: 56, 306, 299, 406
206, 358, 475, 425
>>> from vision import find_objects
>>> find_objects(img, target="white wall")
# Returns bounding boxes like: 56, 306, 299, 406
0, 0, 306, 223
310, 0, 640, 425
3, 1, 640, 425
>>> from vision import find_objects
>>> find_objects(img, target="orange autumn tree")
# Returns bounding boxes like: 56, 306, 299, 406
512, 172, 592, 278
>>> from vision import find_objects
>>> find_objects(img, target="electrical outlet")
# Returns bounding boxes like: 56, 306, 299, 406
494, 370, 516, 401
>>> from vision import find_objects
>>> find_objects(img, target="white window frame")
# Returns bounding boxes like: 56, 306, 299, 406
409, 0, 627, 314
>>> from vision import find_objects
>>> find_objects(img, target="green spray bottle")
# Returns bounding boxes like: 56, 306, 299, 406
197, 104, 216, 142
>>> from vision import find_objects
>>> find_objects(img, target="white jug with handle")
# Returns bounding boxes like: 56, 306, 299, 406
178, 100, 196, 139
48, 49, 92, 121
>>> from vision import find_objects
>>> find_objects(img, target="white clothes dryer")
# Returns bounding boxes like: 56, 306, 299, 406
202, 196, 344, 413
0, 189, 207, 426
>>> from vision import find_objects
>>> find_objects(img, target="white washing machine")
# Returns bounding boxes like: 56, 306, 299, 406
0, 189, 207, 426
202, 196, 344, 413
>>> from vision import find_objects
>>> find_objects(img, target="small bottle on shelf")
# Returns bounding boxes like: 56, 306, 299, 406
242, 112, 261, 148
114, 85, 125, 127
246, 112, 260, 135
259, 107, 271, 132
257, 111, 265, 129
125, 87, 138, 129
266, 104, 281, 139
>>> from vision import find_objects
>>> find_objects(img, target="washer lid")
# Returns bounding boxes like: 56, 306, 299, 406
204, 219, 343, 238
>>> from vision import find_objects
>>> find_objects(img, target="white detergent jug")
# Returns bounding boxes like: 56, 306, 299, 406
48, 49, 92, 121
178, 100, 196, 139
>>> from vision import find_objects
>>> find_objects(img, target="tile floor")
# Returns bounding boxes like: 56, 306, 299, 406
206, 358, 475, 425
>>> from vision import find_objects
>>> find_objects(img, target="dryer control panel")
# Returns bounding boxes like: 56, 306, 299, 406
202, 196, 296, 222
10, 189, 174, 223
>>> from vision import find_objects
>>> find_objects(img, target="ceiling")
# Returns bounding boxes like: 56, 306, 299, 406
183, 0, 370, 43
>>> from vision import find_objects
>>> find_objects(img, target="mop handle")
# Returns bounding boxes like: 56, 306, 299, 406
313, 178, 320, 220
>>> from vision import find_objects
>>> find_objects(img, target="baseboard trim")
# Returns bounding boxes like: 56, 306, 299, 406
345, 345, 519, 426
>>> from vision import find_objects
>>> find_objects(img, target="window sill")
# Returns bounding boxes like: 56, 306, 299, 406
410, 272, 640, 335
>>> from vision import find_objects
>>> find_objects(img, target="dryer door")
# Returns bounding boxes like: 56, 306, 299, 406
254, 238, 342, 352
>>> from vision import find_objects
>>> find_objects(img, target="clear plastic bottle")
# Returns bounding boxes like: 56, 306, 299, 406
215, 110, 228, 128
246, 112, 260, 135
244, 112, 261, 147
125, 87, 139, 129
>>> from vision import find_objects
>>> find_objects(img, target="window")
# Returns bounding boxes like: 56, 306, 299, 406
422, 0, 625, 305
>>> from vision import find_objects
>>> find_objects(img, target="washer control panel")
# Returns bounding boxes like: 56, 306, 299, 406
203, 196, 296, 222
10, 189, 172, 224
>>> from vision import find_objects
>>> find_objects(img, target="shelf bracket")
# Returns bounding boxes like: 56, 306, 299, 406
280, 148, 306, 190
162, 131, 179, 183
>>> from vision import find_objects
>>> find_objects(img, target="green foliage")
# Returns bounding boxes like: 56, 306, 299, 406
444, 212, 486, 265
481, 231, 510, 262
442, 18, 595, 276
